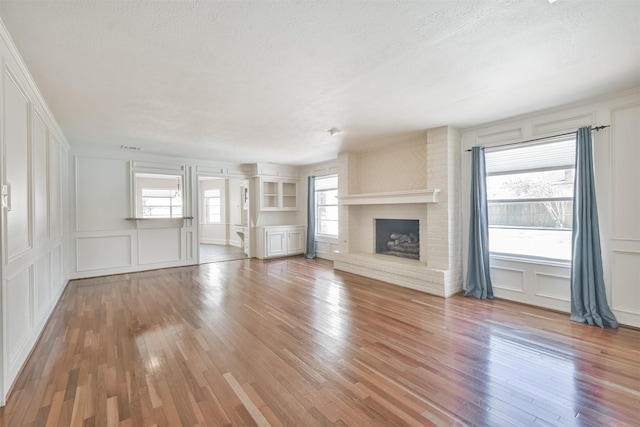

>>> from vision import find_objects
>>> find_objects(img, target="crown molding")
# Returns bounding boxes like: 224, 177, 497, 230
0, 17, 70, 150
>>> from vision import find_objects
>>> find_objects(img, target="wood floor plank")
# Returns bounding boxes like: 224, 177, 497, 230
44, 391, 64, 427
1, 258, 638, 426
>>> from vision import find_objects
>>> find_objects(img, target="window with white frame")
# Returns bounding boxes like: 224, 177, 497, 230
141, 187, 183, 218
485, 137, 575, 261
204, 189, 221, 223
315, 175, 338, 237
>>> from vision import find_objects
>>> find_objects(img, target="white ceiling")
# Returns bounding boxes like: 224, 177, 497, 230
0, 1, 638, 165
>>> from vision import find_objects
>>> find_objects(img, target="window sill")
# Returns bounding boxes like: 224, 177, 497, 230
490, 253, 571, 268
315, 234, 339, 240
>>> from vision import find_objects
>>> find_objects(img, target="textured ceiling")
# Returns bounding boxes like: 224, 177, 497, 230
0, 0, 639, 165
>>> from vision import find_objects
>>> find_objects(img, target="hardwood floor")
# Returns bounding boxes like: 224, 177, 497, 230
1, 257, 638, 426
199, 244, 247, 264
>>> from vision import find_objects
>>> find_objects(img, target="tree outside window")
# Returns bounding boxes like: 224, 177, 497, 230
486, 138, 575, 261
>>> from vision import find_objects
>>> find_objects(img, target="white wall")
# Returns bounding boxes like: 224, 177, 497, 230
461, 88, 640, 327
0, 21, 70, 405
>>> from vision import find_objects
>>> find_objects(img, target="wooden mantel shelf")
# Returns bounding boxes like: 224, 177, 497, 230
340, 189, 440, 205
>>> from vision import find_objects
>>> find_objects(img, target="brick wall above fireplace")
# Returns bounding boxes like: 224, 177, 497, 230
334, 126, 462, 297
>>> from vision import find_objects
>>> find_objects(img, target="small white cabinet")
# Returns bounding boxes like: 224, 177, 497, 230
260, 179, 298, 211
259, 225, 305, 259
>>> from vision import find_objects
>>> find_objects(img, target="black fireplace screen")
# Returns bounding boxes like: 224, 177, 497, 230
375, 219, 420, 260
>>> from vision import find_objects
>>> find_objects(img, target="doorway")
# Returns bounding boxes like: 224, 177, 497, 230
197, 176, 249, 263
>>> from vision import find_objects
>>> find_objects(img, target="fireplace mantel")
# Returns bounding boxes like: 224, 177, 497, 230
340, 189, 440, 205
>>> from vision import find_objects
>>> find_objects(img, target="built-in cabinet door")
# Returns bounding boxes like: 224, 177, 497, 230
265, 229, 287, 257
287, 227, 304, 255
263, 226, 305, 258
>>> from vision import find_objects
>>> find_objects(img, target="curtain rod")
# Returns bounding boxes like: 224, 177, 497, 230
465, 125, 610, 152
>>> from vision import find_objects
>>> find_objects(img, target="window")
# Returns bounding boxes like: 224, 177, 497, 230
141, 187, 183, 218
133, 170, 185, 219
315, 175, 338, 236
204, 189, 221, 223
485, 138, 575, 261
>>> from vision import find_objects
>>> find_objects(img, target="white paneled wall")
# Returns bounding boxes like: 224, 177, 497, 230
461, 89, 640, 327
0, 22, 70, 404
607, 102, 640, 327
71, 156, 192, 276
70, 153, 250, 278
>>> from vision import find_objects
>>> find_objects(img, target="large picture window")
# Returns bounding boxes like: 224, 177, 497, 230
315, 175, 338, 237
486, 138, 575, 261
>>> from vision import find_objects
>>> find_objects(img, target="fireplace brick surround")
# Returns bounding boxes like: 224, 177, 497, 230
334, 126, 462, 297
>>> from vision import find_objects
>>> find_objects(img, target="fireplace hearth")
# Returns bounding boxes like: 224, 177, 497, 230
375, 219, 420, 260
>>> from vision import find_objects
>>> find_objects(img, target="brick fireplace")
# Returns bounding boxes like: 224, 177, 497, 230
333, 127, 462, 297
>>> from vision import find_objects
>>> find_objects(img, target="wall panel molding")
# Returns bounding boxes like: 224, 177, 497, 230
4, 65, 33, 263
476, 128, 523, 145
610, 250, 640, 315
5, 266, 33, 367
531, 113, 595, 136
76, 235, 133, 272
32, 110, 50, 247
186, 231, 193, 260
34, 253, 51, 323
75, 156, 131, 232
138, 228, 182, 265
490, 266, 525, 293
610, 103, 640, 241
534, 272, 570, 302
197, 166, 224, 175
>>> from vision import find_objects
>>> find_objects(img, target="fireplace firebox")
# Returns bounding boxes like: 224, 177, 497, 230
375, 219, 420, 260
